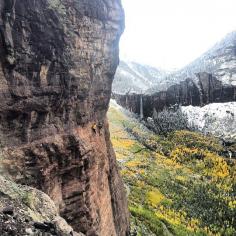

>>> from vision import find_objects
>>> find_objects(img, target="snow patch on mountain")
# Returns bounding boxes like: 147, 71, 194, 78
182, 102, 236, 141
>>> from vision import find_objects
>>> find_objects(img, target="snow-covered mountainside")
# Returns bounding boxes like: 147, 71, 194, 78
175, 31, 236, 84
113, 31, 236, 142
114, 31, 236, 95
147, 31, 236, 94
182, 102, 236, 142
112, 60, 170, 94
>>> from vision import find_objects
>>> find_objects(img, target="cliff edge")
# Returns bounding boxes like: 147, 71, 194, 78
0, 0, 129, 235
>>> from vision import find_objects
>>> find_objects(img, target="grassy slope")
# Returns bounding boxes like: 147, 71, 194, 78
108, 100, 236, 236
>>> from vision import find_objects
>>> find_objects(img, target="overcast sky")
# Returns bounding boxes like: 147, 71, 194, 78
120, 0, 236, 70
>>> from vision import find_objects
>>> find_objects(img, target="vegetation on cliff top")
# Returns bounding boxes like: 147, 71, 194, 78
108, 100, 236, 236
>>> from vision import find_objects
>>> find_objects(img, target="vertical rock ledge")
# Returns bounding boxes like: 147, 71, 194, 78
0, 0, 129, 235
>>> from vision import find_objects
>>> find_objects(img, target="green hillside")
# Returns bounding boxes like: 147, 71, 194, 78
108, 100, 236, 236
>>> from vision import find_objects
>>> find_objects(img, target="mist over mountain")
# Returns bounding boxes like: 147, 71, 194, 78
147, 31, 236, 94
114, 31, 236, 95
176, 31, 236, 84
112, 60, 170, 94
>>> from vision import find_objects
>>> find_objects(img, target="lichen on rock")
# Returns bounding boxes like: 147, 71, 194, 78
0, 176, 81, 235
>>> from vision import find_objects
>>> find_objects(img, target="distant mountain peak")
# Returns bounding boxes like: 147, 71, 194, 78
112, 60, 170, 94
114, 31, 236, 94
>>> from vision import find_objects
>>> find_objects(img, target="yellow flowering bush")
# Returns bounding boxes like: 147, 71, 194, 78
169, 130, 223, 152
147, 189, 165, 207
126, 160, 142, 168
203, 152, 230, 178
170, 147, 230, 178
170, 146, 203, 163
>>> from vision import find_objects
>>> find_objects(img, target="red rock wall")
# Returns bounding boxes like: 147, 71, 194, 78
0, 0, 129, 235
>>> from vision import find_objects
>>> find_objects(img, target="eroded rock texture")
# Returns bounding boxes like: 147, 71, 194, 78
114, 72, 236, 118
0, 0, 129, 235
0, 176, 83, 236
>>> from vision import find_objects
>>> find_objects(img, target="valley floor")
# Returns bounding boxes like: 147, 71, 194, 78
108, 100, 236, 236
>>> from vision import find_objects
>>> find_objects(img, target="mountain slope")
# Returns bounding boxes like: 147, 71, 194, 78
113, 32, 236, 143
113, 61, 169, 94
108, 100, 236, 236
114, 29, 236, 95
147, 31, 236, 94
175, 31, 236, 86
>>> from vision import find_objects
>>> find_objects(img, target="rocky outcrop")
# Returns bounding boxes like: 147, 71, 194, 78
181, 102, 236, 142
114, 72, 236, 118
0, 176, 83, 236
0, 1, 129, 236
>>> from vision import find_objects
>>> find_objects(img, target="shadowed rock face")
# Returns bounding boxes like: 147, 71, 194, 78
0, 0, 129, 235
114, 72, 236, 118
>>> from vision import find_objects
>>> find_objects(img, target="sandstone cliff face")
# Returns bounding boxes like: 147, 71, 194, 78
0, 0, 129, 235
114, 72, 236, 118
